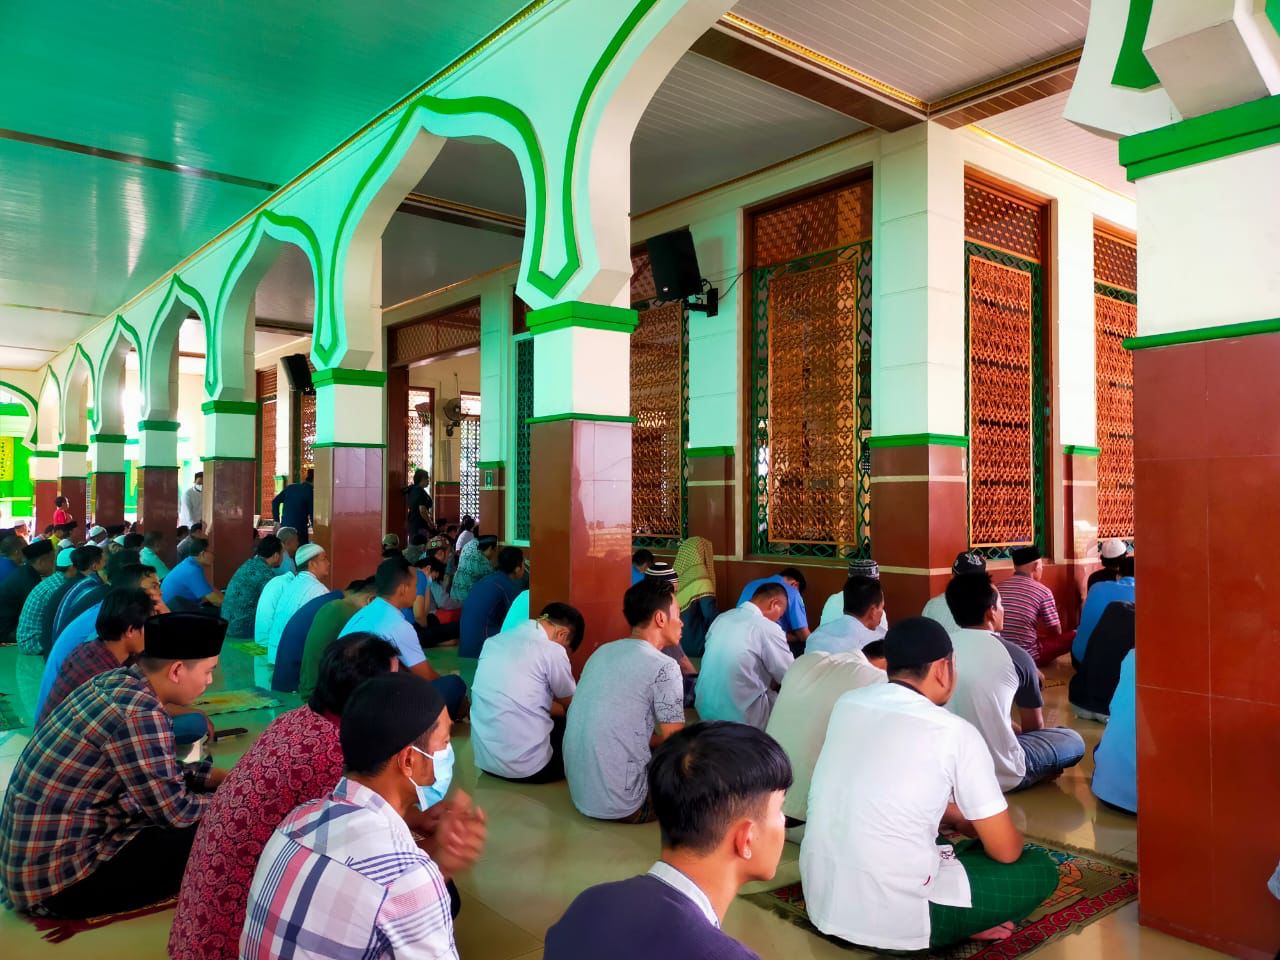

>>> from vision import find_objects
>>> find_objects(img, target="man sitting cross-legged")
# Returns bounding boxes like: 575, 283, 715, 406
240, 672, 487, 960
695, 581, 793, 729
565, 578, 686, 823
298, 578, 378, 701
805, 574, 885, 656
800, 617, 1058, 951
547, 722, 792, 960
472, 602, 584, 784
458, 545, 525, 659
945, 573, 1085, 791
220, 534, 284, 639
0, 612, 228, 918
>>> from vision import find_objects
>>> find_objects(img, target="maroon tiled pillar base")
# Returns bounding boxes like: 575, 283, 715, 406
686, 451, 734, 552
434, 482, 461, 528
529, 419, 631, 673
1133, 334, 1280, 956
90, 472, 125, 528
313, 446, 384, 592
137, 467, 180, 566
869, 443, 968, 622
203, 459, 257, 588
1061, 450, 1100, 609
58, 477, 88, 534
478, 466, 506, 541
34, 479, 58, 532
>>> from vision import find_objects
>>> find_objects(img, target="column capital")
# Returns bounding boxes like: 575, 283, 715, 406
204, 407, 257, 460
314, 373, 385, 447
90, 436, 127, 474
526, 301, 638, 336
137, 421, 180, 468
532, 323, 631, 421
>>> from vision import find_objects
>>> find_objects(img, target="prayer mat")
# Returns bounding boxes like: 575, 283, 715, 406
740, 841, 1137, 959
192, 687, 281, 716
228, 640, 269, 657
0, 696, 24, 731
24, 895, 178, 943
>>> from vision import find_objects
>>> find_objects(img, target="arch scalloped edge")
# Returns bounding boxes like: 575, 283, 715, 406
0, 379, 39, 448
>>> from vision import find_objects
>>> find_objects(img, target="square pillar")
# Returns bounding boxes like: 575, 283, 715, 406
525, 302, 637, 670
89, 435, 127, 528
434, 481, 460, 526
58, 443, 89, 532
137, 419, 180, 562
685, 447, 734, 554
478, 462, 506, 540
1061, 445, 1100, 569
312, 370, 385, 590
31, 450, 58, 531
201, 402, 260, 586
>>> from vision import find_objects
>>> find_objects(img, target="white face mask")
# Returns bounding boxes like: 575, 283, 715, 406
407, 742, 454, 810
194, 483, 203, 492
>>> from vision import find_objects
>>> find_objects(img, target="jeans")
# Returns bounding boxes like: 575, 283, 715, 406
1014, 727, 1086, 790
171, 711, 209, 745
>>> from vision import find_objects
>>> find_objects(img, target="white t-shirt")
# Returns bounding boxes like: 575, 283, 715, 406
946, 627, 1043, 791
805, 614, 881, 656
820, 592, 889, 635
695, 603, 794, 729
921, 593, 960, 633
255, 572, 294, 653
471, 620, 576, 779
801, 682, 1007, 951
269, 571, 330, 657
765, 651, 886, 821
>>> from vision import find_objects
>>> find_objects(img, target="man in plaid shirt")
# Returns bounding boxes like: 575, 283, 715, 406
16, 544, 102, 656
0, 612, 228, 917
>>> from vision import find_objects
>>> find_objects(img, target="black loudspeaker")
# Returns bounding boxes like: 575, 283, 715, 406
281, 353, 314, 395
645, 228, 703, 300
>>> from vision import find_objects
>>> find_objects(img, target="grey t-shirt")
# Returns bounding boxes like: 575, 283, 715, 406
564, 639, 685, 819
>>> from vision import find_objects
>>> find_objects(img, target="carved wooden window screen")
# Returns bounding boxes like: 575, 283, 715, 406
964, 179, 1047, 555
256, 369, 278, 519
1094, 228, 1136, 539
459, 392, 480, 521
390, 300, 481, 367
513, 336, 533, 542
299, 393, 316, 479
749, 178, 873, 560
407, 388, 432, 480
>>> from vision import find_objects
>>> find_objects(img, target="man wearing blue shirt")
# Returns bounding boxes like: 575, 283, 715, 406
1072, 556, 1135, 663
271, 470, 314, 545
271, 584, 342, 692
0, 534, 23, 586
1091, 649, 1136, 814
632, 549, 654, 586
339, 557, 467, 718
737, 568, 811, 650
460, 547, 526, 659
160, 539, 223, 611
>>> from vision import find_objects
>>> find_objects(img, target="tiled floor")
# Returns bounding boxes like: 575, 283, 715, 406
0, 644, 1226, 959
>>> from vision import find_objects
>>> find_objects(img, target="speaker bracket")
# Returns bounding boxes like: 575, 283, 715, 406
686, 285, 718, 319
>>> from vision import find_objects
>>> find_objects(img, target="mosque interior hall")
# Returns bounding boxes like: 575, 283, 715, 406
1, 1, 1279, 958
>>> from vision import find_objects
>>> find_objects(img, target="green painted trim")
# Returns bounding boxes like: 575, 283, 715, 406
526, 412, 635, 425
201, 400, 258, 415
866, 433, 969, 449
125, 438, 139, 446
203, 455, 258, 462
1111, 0, 1158, 90
1124, 316, 1280, 350
526, 301, 639, 336
91, 434, 128, 444
1269, 0, 1280, 35
31, 450, 57, 458
137, 419, 181, 432
311, 441, 387, 449
57, 442, 89, 453
57, 475, 88, 480
88, 470, 126, 476
1119, 94, 1280, 181
1063, 445, 1101, 457
476, 460, 505, 470
686, 445, 735, 458
312, 368, 388, 388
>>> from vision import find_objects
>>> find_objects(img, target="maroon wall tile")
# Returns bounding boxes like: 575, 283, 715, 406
90, 472, 125, 528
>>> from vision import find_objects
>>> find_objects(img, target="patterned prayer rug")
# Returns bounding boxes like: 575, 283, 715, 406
192, 687, 280, 716
227, 640, 268, 657
741, 842, 1137, 959
24, 895, 178, 943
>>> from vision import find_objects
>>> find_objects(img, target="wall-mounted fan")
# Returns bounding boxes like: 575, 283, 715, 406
442, 397, 465, 437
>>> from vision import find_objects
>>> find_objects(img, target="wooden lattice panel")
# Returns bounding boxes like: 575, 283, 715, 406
964, 181, 1042, 262
514, 338, 533, 541
764, 258, 862, 546
256, 367, 278, 400
630, 301, 684, 540
968, 256, 1035, 547
390, 301, 481, 366
753, 179, 871, 268
1095, 293, 1136, 538
630, 249, 657, 304
1094, 230, 1137, 292
259, 398, 276, 518
407, 389, 431, 477
299, 394, 316, 477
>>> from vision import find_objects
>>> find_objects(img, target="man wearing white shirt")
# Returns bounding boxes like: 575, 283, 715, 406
472, 602, 583, 783
255, 569, 295, 656
922, 551, 987, 633
801, 617, 1057, 951
819, 558, 888, 637
694, 582, 792, 729
806, 575, 885, 655
178, 471, 203, 528
268, 543, 332, 660
944, 574, 1085, 791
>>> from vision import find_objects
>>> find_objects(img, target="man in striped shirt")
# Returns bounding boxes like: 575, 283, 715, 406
241, 672, 486, 960
997, 546, 1068, 665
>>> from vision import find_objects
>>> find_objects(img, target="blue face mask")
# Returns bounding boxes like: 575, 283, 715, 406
408, 742, 454, 810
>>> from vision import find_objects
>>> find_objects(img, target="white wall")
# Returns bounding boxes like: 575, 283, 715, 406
408, 351, 481, 483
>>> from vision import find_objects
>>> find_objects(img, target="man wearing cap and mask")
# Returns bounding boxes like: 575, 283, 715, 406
997, 545, 1066, 665
801, 617, 1057, 951
241, 672, 487, 959
806, 575, 886, 656
819, 558, 889, 638
87, 524, 108, 547
0, 538, 56, 644
266, 542, 331, 661
450, 532, 499, 603
923, 552, 988, 633
0, 612, 228, 918
16, 544, 101, 657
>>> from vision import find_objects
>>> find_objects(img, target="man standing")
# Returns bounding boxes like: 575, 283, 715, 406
801, 617, 1058, 951
0, 613, 227, 918
997, 545, 1066, 665
458, 546, 525, 659
945, 574, 1084, 791
805, 575, 885, 655
405, 468, 434, 542
220, 535, 284, 638
271, 469, 314, 545
736, 567, 810, 650
923, 551, 987, 633
0, 539, 56, 643
695, 582, 793, 729
450, 533, 498, 602
161, 539, 224, 612
179, 471, 204, 529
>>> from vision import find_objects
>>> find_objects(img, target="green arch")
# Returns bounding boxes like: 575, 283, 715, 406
0, 379, 38, 447
94, 315, 143, 432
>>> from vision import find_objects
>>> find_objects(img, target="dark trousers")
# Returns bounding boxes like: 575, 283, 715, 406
41, 824, 199, 918
417, 616, 461, 649
485, 715, 567, 784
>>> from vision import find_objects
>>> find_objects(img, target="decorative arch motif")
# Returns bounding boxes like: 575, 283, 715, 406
0, 379, 39, 447
142, 273, 211, 420
60, 342, 97, 444
94, 314, 143, 433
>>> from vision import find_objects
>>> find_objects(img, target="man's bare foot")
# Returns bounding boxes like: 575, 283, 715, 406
970, 921, 1016, 941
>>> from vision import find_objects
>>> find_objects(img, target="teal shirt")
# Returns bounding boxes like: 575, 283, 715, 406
221, 556, 278, 638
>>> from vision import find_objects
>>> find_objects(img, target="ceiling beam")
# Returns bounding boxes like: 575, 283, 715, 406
396, 193, 524, 238
930, 49, 1081, 129
693, 16, 925, 132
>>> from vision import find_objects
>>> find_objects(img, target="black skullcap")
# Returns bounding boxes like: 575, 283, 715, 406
952, 551, 987, 576
644, 561, 678, 585
22, 539, 53, 561
143, 612, 227, 659
340, 673, 446, 773
476, 534, 499, 550
1010, 545, 1041, 566
884, 616, 953, 672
